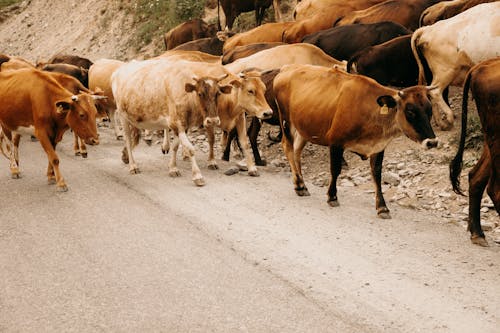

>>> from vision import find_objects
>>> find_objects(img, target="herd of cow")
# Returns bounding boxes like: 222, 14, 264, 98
0, 0, 498, 246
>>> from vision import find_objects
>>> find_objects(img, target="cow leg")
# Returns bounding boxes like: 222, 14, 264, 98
248, 117, 266, 166
222, 129, 236, 162
293, 135, 307, 181
273, 0, 282, 22
235, 114, 259, 177
36, 132, 67, 191
282, 129, 309, 196
110, 110, 123, 140
168, 133, 181, 177
467, 148, 490, 246
6, 131, 20, 179
429, 72, 455, 130
73, 132, 80, 156
327, 146, 344, 207
161, 129, 170, 154
122, 120, 140, 174
74, 133, 87, 158
143, 129, 153, 146
206, 125, 218, 170
370, 151, 390, 219
178, 131, 204, 186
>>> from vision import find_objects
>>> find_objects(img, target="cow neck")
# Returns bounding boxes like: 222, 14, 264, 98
216, 87, 240, 129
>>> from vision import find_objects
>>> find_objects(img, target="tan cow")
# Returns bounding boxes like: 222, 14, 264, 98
222, 22, 295, 54
411, 2, 500, 129
293, 0, 385, 20
274, 64, 438, 217
111, 59, 272, 185
419, 0, 496, 26
224, 43, 346, 74
0, 68, 100, 191
156, 50, 221, 63
0, 55, 35, 71
89, 58, 125, 139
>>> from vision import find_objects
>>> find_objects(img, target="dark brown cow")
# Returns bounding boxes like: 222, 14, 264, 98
41, 63, 89, 88
420, 0, 497, 26
334, 0, 441, 31
164, 18, 218, 50
449, 58, 500, 247
302, 21, 411, 61
347, 34, 419, 86
218, 0, 275, 30
274, 64, 438, 217
173, 36, 226, 55
221, 42, 285, 65
48, 54, 93, 70
0, 68, 100, 191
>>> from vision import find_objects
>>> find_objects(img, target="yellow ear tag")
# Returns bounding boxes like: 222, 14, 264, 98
380, 104, 389, 115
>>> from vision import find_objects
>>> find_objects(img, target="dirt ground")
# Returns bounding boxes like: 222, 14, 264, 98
0, 0, 497, 242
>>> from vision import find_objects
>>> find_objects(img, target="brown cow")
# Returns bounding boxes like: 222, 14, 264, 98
172, 36, 226, 56
223, 22, 294, 53
293, 0, 385, 20
449, 58, 500, 247
0, 68, 100, 191
156, 50, 221, 63
274, 64, 438, 217
163, 18, 218, 50
420, 0, 496, 26
47, 54, 93, 70
0, 55, 35, 71
217, 0, 278, 30
334, 0, 441, 31
41, 63, 89, 88
222, 42, 285, 64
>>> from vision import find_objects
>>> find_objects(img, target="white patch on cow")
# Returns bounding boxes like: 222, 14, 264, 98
457, 18, 500, 64
14, 126, 35, 137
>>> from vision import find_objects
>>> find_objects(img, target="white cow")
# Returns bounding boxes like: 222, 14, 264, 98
411, 2, 500, 129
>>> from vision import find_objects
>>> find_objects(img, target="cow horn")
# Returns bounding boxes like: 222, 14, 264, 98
216, 73, 228, 81
426, 85, 439, 91
238, 72, 246, 79
91, 95, 108, 100
71, 95, 78, 102
398, 91, 405, 98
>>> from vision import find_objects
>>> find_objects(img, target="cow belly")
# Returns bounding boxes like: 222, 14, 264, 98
122, 114, 170, 131
345, 136, 394, 158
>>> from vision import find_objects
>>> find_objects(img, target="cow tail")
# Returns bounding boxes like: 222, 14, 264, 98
411, 29, 428, 85
449, 69, 473, 195
0, 128, 10, 160
217, 0, 221, 31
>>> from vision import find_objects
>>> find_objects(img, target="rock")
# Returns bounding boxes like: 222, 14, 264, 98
340, 179, 355, 187
396, 162, 405, 170
481, 197, 495, 208
438, 191, 452, 198
480, 207, 489, 213
383, 172, 400, 186
270, 159, 286, 168
224, 166, 239, 176
481, 221, 495, 231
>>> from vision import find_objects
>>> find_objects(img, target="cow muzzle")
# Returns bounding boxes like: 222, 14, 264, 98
258, 109, 273, 120
85, 137, 100, 146
422, 138, 438, 149
204, 117, 221, 127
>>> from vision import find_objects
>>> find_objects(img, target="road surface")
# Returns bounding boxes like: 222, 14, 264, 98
1, 127, 499, 332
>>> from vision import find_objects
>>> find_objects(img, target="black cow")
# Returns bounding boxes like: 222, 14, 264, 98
218, 0, 273, 30
302, 21, 411, 61
41, 63, 89, 88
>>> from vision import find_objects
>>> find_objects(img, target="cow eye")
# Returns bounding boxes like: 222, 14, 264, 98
79, 113, 86, 120
248, 89, 255, 95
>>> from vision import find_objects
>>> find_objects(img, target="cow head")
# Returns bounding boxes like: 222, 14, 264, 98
232, 70, 273, 120
185, 75, 232, 127
381, 86, 438, 149
56, 93, 99, 145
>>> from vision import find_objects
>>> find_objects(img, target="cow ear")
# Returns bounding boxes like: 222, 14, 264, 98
55, 100, 72, 114
185, 83, 196, 93
219, 84, 233, 94
229, 79, 242, 88
377, 95, 397, 108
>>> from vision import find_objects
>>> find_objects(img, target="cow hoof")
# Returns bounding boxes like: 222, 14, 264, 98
327, 199, 339, 207
237, 161, 248, 171
47, 178, 56, 185
193, 178, 205, 187
75, 151, 81, 156
121, 150, 129, 164
169, 169, 181, 177
248, 169, 260, 177
11, 172, 21, 179
81, 152, 88, 158
57, 185, 68, 192
377, 211, 392, 219
471, 236, 489, 247
295, 187, 310, 196
256, 159, 267, 166
116, 135, 123, 141
221, 154, 230, 162
129, 168, 140, 174
208, 164, 219, 170
145, 139, 152, 146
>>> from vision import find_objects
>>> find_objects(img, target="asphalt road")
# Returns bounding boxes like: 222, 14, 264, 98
1, 127, 499, 332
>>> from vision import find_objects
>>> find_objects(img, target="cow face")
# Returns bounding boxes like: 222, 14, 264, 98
56, 94, 99, 145
390, 86, 438, 149
185, 76, 232, 127
233, 72, 273, 120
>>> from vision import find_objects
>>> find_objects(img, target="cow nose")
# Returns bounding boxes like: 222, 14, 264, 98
204, 117, 220, 127
422, 138, 438, 149
261, 109, 273, 120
